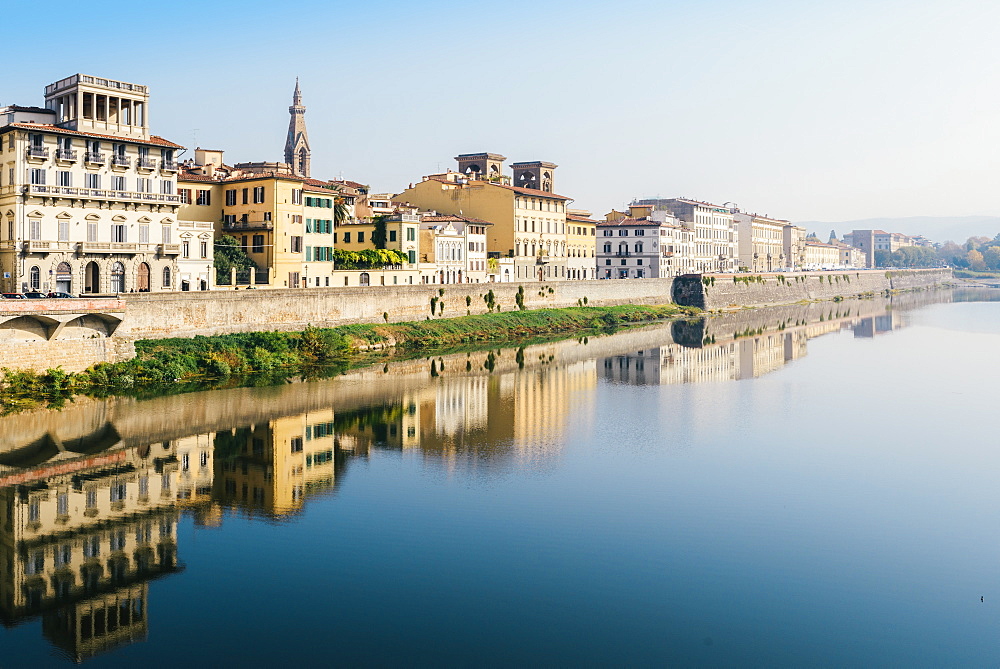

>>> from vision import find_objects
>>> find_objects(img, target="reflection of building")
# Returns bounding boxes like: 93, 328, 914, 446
853, 312, 904, 338
600, 333, 809, 385
213, 410, 340, 518
0, 440, 185, 662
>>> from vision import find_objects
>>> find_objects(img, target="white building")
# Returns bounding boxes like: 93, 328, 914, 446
735, 212, 788, 272
420, 214, 491, 283
633, 198, 738, 273
0, 74, 184, 294
176, 220, 214, 290
598, 205, 694, 279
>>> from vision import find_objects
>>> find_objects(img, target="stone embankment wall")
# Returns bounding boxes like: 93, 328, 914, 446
0, 269, 951, 372
673, 269, 952, 311
117, 278, 678, 339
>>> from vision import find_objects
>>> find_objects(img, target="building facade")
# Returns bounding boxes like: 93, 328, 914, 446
0, 75, 184, 294
632, 198, 738, 273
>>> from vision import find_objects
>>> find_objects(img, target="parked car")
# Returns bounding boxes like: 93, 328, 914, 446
1, 293, 26, 299
23, 291, 48, 299
47, 292, 75, 299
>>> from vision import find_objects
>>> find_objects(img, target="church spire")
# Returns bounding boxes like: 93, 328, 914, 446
285, 78, 310, 178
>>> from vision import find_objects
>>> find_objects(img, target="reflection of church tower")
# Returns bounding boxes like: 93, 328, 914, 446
284, 78, 311, 177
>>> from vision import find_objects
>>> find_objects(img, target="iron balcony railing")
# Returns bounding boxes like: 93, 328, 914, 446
55, 149, 78, 161
160, 160, 178, 171
111, 154, 131, 167
85, 152, 106, 164
137, 157, 157, 169
26, 146, 49, 159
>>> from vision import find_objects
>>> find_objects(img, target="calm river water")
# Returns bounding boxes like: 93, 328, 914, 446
2, 288, 1000, 666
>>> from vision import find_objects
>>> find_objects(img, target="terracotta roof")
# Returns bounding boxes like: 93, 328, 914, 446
2, 122, 183, 148
598, 217, 661, 226
566, 214, 597, 223
177, 171, 221, 183
330, 179, 368, 189
422, 214, 493, 225
424, 176, 572, 201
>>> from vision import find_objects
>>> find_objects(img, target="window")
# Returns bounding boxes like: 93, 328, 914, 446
110, 482, 126, 503
357, 232, 364, 243
87, 222, 98, 242
201, 241, 208, 258
389, 230, 397, 242
291, 437, 303, 453
253, 186, 265, 203
242, 188, 249, 204
161, 180, 174, 194
292, 189, 302, 204
29, 219, 40, 241
290, 236, 302, 253
86, 490, 97, 508
58, 219, 69, 241
163, 266, 172, 287
343, 232, 351, 243
112, 176, 126, 191
57, 170, 71, 187
112, 224, 127, 243
196, 189, 211, 205
225, 189, 237, 206
182, 241, 190, 258
30, 168, 45, 185
252, 235, 264, 253
85, 173, 101, 189
179, 189, 191, 204
406, 227, 415, 241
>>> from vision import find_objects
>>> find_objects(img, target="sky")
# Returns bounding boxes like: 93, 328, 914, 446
4, 0, 1000, 230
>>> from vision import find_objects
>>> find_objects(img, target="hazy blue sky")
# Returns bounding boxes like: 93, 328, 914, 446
4, 0, 998, 228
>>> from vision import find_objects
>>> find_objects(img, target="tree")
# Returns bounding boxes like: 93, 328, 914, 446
334, 197, 351, 227
967, 249, 986, 271
371, 215, 387, 249
983, 246, 1000, 270
874, 249, 892, 267
214, 235, 256, 283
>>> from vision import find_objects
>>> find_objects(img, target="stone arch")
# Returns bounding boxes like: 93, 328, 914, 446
55, 261, 73, 294
137, 262, 150, 292
110, 261, 126, 293
85, 261, 100, 293
0, 315, 52, 341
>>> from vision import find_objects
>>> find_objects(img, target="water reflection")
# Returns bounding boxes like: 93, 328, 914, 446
0, 286, 983, 662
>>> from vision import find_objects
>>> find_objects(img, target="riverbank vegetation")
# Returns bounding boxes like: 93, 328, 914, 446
0, 303, 696, 414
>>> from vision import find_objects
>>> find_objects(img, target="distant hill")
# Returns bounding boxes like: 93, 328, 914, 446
795, 216, 1000, 244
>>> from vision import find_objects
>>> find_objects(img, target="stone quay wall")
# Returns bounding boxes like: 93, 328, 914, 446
0, 269, 950, 372
672, 269, 952, 311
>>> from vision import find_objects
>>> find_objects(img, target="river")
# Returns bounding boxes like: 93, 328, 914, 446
2, 288, 1000, 666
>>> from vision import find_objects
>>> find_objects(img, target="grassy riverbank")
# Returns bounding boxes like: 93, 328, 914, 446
0, 303, 696, 414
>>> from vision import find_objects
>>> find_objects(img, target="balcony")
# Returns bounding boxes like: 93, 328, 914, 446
223, 218, 273, 231
26, 146, 49, 162
137, 157, 157, 171
616, 251, 632, 257
25, 240, 78, 254
111, 154, 131, 169
85, 151, 106, 165
55, 149, 78, 163
159, 243, 181, 255
24, 183, 181, 205
81, 242, 139, 254
160, 160, 178, 173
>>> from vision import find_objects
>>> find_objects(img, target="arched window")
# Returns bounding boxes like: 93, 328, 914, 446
359, 272, 370, 287
85, 262, 100, 293
29, 266, 40, 290
163, 266, 172, 288
55, 262, 72, 294
110, 261, 125, 293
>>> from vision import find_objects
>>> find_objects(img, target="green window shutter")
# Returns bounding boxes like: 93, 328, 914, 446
306, 247, 313, 261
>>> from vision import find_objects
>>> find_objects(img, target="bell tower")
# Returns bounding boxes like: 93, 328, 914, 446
284, 78, 311, 177
454, 152, 506, 182
511, 161, 557, 192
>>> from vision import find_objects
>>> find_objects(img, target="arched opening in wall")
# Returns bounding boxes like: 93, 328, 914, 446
200, 279, 208, 291
110, 262, 125, 293
162, 266, 172, 288
298, 148, 307, 175
55, 262, 72, 294
359, 272, 370, 287
137, 262, 150, 292
29, 266, 40, 291
85, 262, 100, 294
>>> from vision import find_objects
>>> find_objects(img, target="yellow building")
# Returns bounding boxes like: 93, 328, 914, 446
565, 209, 597, 280
396, 153, 575, 281
735, 212, 788, 272
803, 240, 842, 269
